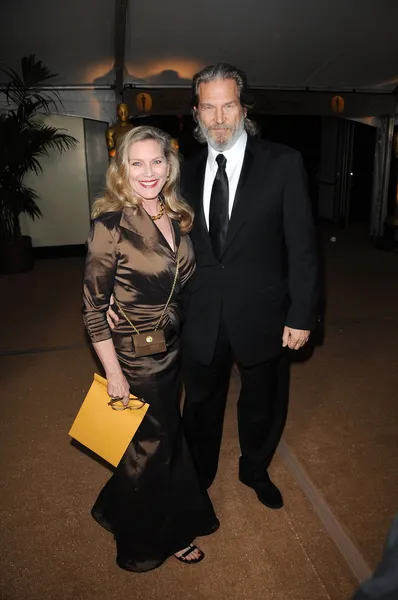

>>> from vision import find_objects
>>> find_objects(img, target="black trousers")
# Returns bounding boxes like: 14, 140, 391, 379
182, 318, 290, 488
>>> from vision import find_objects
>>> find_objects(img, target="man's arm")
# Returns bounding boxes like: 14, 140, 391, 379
282, 151, 319, 348
106, 295, 119, 330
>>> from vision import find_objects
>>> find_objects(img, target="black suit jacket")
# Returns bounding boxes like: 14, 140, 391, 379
180, 135, 318, 367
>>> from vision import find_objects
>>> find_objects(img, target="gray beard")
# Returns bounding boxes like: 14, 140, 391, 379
198, 117, 245, 152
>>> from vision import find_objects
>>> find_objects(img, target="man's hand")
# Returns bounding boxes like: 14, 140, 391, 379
282, 326, 310, 350
107, 294, 119, 330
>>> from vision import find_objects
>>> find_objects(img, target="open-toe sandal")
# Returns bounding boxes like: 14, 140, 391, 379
174, 544, 204, 564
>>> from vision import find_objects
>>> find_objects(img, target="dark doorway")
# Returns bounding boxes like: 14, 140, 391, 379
254, 115, 322, 207
349, 121, 376, 224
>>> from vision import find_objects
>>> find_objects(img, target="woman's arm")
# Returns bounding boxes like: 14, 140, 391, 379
82, 217, 129, 403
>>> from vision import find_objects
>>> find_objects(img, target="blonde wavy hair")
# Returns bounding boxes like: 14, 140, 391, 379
92, 125, 194, 234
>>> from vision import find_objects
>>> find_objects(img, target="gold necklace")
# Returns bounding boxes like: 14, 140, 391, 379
149, 200, 164, 221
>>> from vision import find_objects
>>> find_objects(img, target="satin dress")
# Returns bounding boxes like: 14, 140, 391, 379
82, 206, 219, 572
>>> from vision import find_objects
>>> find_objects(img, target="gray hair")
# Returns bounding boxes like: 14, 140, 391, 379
191, 63, 258, 142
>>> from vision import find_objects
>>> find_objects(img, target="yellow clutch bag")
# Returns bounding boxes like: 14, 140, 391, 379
69, 373, 149, 467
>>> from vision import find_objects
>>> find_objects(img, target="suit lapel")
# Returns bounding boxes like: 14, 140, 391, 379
221, 137, 269, 258
190, 153, 207, 228
185, 137, 270, 260
188, 152, 215, 255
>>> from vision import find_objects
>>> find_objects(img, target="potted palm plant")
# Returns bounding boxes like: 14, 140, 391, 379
0, 55, 77, 273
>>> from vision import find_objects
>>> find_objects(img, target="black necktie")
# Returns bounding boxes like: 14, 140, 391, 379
209, 154, 229, 260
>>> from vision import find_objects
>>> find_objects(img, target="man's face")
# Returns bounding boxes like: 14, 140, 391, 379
195, 79, 246, 151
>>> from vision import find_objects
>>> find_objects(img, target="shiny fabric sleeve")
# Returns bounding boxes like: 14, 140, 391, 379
82, 219, 119, 343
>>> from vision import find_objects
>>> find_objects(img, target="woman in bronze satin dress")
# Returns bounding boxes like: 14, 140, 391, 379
82, 126, 219, 572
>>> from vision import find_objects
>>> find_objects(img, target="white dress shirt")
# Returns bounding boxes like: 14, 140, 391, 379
203, 131, 248, 229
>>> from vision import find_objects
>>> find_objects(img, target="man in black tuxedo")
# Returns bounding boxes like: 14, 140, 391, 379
180, 63, 318, 509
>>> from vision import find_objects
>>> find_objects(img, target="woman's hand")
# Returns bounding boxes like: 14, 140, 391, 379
91, 339, 130, 405
106, 371, 130, 406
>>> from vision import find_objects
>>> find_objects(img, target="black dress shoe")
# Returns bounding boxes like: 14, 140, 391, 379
239, 473, 284, 509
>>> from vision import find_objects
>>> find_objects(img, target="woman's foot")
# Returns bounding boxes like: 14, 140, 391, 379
174, 544, 204, 564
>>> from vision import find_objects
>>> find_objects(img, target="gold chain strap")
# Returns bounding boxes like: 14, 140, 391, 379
113, 248, 180, 334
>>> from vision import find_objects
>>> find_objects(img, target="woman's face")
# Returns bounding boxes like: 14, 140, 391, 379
127, 139, 169, 201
